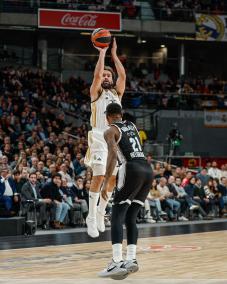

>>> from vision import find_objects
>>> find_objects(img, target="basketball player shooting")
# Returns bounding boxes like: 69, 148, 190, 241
84, 37, 126, 238
97, 103, 152, 279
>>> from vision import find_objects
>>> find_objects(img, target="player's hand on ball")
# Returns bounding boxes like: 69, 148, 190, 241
93, 44, 108, 53
111, 37, 117, 57
101, 188, 108, 201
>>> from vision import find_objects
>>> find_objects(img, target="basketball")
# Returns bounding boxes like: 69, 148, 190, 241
91, 28, 112, 48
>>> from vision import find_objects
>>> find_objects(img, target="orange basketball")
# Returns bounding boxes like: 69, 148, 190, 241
91, 28, 112, 48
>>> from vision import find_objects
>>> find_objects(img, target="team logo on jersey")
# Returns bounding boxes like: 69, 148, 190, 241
94, 154, 102, 161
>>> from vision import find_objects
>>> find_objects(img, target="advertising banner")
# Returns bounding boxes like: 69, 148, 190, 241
204, 110, 227, 127
195, 13, 227, 41
38, 9, 121, 31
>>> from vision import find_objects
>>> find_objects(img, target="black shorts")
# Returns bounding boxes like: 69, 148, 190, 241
113, 160, 153, 206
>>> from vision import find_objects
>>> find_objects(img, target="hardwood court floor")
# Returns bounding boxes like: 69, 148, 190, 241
0, 230, 227, 283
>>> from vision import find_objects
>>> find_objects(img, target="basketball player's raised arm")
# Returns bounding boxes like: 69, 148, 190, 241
111, 38, 126, 98
101, 126, 119, 201
90, 47, 108, 101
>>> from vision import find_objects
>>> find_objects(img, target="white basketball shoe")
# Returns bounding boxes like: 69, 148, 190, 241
86, 216, 99, 238
98, 260, 128, 279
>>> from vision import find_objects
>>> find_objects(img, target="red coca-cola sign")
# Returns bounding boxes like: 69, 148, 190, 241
38, 9, 121, 31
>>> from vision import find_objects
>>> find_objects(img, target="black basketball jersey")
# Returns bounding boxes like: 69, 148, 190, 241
112, 120, 146, 162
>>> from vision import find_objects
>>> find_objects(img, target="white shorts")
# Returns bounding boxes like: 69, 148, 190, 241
85, 129, 118, 176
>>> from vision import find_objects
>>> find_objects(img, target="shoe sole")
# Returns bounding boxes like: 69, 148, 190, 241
111, 272, 129, 280
98, 269, 128, 279
87, 231, 99, 238
126, 264, 139, 274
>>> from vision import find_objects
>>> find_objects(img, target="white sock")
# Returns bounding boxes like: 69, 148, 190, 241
98, 191, 112, 215
112, 244, 123, 263
88, 192, 99, 218
126, 244, 137, 260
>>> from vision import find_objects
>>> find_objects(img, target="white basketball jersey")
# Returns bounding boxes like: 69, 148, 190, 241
90, 88, 121, 130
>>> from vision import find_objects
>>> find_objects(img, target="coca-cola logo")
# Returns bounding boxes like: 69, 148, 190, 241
61, 13, 98, 27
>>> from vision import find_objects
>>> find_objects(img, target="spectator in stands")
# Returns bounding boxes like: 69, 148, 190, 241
146, 154, 154, 171
154, 162, 164, 179
13, 169, 27, 194
40, 173, 69, 229
30, 157, 39, 173
2, 143, 13, 162
168, 176, 188, 221
183, 176, 207, 218
193, 178, 212, 215
0, 166, 19, 215
36, 171, 46, 187
174, 176, 199, 211
204, 178, 222, 217
21, 172, 50, 229
45, 162, 54, 178
72, 176, 89, 222
143, 198, 156, 223
208, 161, 222, 180
157, 177, 180, 221
220, 164, 227, 178
37, 161, 49, 178
173, 167, 183, 178
45, 132, 57, 154
58, 163, 74, 187
147, 179, 167, 222
1, 155, 9, 168
196, 168, 210, 187
184, 176, 196, 198
181, 171, 192, 187
218, 177, 227, 215
163, 163, 173, 179
60, 178, 78, 227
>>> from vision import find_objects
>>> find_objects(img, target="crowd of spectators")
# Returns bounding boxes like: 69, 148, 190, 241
155, 0, 225, 12
143, 158, 227, 223
0, 66, 91, 228
124, 69, 227, 109
155, 0, 225, 21
2, 0, 140, 19
2, 0, 227, 21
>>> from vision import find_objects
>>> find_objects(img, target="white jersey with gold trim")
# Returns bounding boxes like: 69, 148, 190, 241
90, 88, 121, 130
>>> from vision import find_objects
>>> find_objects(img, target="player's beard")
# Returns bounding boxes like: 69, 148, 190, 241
101, 80, 113, 89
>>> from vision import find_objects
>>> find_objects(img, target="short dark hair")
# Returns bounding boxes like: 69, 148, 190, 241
13, 170, 20, 175
105, 103, 122, 116
52, 173, 62, 180
29, 172, 37, 177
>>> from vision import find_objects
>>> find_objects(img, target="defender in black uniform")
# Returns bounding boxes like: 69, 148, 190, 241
98, 103, 153, 279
